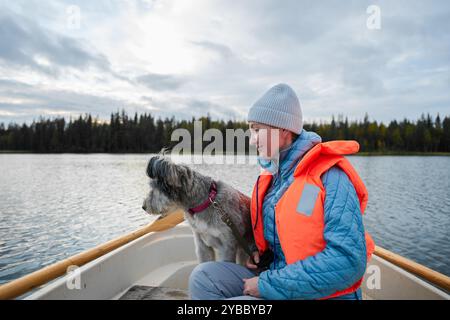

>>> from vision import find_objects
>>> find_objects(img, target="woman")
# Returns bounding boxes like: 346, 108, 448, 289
189, 83, 374, 300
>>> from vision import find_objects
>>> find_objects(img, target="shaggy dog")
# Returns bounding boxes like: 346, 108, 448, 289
142, 155, 256, 265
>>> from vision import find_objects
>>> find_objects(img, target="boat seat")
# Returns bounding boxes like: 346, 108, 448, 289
119, 285, 189, 300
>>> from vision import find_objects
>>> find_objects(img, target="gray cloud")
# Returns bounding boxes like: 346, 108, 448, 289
136, 73, 186, 91
146, 95, 240, 121
0, 10, 111, 76
0, 79, 146, 123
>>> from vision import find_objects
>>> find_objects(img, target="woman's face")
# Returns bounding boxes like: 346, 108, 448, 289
249, 122, 280, 158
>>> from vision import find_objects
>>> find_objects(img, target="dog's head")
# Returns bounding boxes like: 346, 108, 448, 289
142, 155, 193, 218
142, 179, 179, 218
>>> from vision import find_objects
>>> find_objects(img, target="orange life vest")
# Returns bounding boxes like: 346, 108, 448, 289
251, 140, 375, 299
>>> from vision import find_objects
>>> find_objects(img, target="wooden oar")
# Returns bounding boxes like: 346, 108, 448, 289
373, 245, 450, 292
0, 210, 185, 300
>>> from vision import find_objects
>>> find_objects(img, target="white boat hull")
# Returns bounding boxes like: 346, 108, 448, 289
26, 223, 449, 300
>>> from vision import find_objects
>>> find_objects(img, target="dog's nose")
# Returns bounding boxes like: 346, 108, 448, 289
142, 204, 147, 211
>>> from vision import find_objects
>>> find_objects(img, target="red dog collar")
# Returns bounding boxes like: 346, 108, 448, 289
188, 181, 218, 215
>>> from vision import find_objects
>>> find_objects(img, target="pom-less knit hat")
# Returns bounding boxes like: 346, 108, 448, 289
247, 83, 303, 134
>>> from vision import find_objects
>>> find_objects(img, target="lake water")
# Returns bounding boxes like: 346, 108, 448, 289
0, 154, 449, 286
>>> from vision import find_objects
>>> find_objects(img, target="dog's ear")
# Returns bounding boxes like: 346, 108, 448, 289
146, 155, 193, 189
146, 155, 180, 181
146, 155, 166, 179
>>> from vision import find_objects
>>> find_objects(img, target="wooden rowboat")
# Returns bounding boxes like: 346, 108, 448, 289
0, 210, 449, 300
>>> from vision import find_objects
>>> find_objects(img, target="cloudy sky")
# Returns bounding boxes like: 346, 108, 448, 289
0, 0, 449, 125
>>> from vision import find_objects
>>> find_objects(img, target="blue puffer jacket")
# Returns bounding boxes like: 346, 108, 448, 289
257, 130, 367, 300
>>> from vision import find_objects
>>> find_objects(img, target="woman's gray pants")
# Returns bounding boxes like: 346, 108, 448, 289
188, 261, 262, 300
188, 261, 363, 300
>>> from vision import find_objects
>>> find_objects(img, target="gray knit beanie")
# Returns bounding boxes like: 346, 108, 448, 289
247, 83, 303, 134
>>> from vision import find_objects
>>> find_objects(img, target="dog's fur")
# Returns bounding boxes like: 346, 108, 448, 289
142, 155, 256, 265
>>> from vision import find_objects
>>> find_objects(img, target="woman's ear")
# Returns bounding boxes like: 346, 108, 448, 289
281, 128, 296, 143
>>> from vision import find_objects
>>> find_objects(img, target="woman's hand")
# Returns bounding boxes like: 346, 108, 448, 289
243, 252, 261, 297
246, 251, 260, 269
243, 277, 261, 297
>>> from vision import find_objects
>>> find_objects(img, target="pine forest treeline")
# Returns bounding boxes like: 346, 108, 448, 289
0, 111, 449, 153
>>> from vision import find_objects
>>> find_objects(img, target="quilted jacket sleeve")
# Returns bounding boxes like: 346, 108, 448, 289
258, 166, 367, 299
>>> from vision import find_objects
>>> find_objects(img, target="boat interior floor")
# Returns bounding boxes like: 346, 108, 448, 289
119, 285, 189, 300
118, 285, 372, 300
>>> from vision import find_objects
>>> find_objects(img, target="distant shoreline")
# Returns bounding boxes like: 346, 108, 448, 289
353, 151, 450, 156
1, 150, 450, 156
